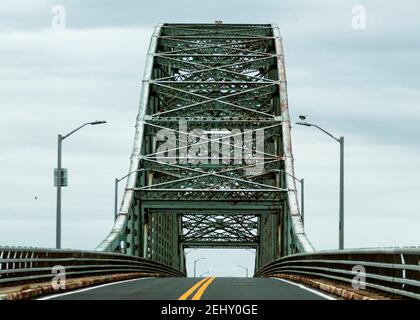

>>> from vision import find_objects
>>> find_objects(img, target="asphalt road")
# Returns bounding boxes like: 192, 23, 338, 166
41, 277, 333, 300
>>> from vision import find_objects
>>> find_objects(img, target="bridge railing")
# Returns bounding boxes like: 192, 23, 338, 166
255, 247, 420, 299
0, 246, 184, 288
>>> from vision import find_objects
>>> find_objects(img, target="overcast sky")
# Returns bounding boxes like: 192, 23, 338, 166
1, 0, 419, 277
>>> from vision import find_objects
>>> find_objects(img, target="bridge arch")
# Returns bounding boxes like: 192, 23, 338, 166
96, 23, 314, 273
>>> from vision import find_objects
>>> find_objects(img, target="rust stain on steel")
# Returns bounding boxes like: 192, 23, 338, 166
0, 272, 160, 300
271, 274, 406, 300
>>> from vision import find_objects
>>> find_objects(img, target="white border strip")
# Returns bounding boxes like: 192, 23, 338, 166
37, 277, 154, 300
272, 277, 337, 300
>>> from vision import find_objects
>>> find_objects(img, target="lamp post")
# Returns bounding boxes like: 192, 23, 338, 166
279, 170, 305, 224
115, 169, 144, 220
238, 265, 249, 277
200, 270, 210, 277
194, 257, 206, 278
56, 120, 106, 249
296, 116, 344, 250
184, 248, 199, 258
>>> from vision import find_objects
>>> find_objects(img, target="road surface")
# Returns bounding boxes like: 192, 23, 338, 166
40, 277, 334, 300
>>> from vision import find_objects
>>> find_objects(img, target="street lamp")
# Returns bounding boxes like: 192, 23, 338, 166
184, 249, 196, 255
115, 169, 144, 220
296, 115, 344, 250
56, 120, 106, 249
200, 270, 210, 277
238, 265, 249, 277
279, 170, 305, 225
193, 257, 206, 278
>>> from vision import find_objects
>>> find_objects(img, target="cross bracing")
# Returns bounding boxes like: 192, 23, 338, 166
97, 23, 314, 272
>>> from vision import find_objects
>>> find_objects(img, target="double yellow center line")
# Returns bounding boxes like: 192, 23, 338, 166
178, 276, 216, 300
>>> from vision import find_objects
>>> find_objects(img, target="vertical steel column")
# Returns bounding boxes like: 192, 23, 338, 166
143, 209, 149, 258
56, 134, 62, 249
339, 136, 344, 250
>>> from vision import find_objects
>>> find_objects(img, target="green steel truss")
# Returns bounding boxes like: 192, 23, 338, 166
96, 23, 314, 273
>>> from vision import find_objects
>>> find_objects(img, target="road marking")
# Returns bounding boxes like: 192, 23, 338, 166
272, 278, 337, 300
178, 276, 212, 300
37, 277, 154, 300
191, 276, 216, 300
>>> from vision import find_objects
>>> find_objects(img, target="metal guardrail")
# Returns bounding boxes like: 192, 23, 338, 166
0, 246, 184, 287
255, 247, 420, 300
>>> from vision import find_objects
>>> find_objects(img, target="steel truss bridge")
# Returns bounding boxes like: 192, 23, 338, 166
96, 22, 313, 271
0, 23, 419, 300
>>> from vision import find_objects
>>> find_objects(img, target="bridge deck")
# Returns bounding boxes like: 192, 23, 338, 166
40, 277, 331, 300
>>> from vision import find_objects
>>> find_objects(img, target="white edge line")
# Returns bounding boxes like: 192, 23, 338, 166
272, 277, 337, 300
37, 277, 154, 300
